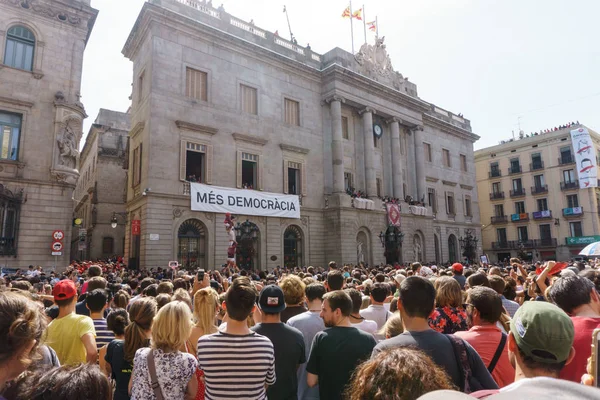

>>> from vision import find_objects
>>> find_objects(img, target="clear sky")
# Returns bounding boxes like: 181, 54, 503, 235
81, 0, 600, 150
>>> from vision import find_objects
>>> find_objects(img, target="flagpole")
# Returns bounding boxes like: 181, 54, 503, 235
363, 4, 367, 44
349, 1, 355, 54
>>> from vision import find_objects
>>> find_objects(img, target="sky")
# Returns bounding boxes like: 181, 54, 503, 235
81, 0, 600, 150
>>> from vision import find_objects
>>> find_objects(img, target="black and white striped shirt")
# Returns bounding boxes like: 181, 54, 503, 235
197, 331, 275, 400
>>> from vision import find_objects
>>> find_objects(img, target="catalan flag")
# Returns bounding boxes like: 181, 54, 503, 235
352, 8, 363, 20
367, 20, 377, 32
341, 6, 351, 18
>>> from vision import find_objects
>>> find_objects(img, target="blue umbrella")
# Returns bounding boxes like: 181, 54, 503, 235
579, 241, 600, 256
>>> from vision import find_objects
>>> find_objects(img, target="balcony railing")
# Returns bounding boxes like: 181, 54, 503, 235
510, 213, 529, 222
489, 192, 505, 200
491, 215, 508, 224
510, 188, 526, 198
0, 237, 16, 256
560, 181, 579, 191
558, 155, 575, 165
563, 207, 583, 218
535, 238, 557, 248
530, 161, 544, 171
532, 210, 552, 220
508, 165, 522, 175
489, 169, 502, 178
491, 241, 511, 250
491, 239, 556, 250
530, 185, 548, 195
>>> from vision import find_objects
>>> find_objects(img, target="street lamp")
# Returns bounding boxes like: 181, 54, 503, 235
459, 230, 479, 264
110, 212, 128, 229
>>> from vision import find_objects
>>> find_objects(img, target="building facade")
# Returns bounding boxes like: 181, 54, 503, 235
475, 125, 600, 262
0, 0, 97, 268
121, 0, 481, 271
72, 109, 130, 261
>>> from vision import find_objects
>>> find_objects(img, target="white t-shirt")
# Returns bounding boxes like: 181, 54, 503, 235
351, 319, 378, 335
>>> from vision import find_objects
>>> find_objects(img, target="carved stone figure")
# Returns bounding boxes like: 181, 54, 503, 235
413, 236, 422, 262
57, 123, 79, 169
354, 36, 406, 90
357, 241, 364, 264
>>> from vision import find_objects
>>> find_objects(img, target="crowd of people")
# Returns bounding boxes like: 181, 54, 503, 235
1, 257, 600, 399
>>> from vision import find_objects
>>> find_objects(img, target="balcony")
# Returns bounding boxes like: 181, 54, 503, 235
530, 161, 544, 171
562, 207, 584, 218
558, 155, 575, 165
530, 185, 548, 195
491, 215, 508, 224
489, 169, 502, 178
510, 188, 526, 198
492, 241, 511, 250
560, 181, 579, 191
508, 165, 522, 175
489, 192, 505, 200
534, 238, 558, 248
532, 210, 552, 220
510, 213, 529, 222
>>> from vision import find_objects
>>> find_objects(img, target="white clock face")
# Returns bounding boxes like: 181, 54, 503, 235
374, 125, 382, 135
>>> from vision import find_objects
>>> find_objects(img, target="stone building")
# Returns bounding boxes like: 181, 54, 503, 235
71, 109, 130, 261
0, 0, 97, 268
475, 124, 600, 262
121, 0, 481, 271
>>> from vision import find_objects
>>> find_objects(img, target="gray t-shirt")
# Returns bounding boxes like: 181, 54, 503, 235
287, 311, 325, 400
373, 329, 498, 390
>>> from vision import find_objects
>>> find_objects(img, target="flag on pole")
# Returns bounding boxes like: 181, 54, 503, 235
367, 20, 377, 32
352, 8, 363, 20
341, 6, 351, 18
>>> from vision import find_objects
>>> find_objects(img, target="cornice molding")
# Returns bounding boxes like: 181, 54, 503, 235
232, 132, 268, 146
279, 143, 310, 154
0, 0, 97, 28
442, 180, 457, 187
423, 113, 479, 143
425, 176, 439, 183
175, 120, 218, 135
0, 95, 34, 108
460, 184, 474, 190
129, 122, 145, 139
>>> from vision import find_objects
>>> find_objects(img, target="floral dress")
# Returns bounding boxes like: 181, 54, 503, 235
428, 306, 468, 334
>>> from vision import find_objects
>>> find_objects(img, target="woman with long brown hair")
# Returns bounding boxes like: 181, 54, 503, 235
428, 276, 468, 334
105, 297, 156, 400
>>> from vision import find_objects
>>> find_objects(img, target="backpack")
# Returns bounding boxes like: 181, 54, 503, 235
445, 334, 485, 394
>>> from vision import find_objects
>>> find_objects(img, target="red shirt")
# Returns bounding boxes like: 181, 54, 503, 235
559, 316, 600, 382
455, 325, 515, 388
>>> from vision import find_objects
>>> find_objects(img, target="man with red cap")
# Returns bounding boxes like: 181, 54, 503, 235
45, 279, 97, 365
451, 262, 466, 290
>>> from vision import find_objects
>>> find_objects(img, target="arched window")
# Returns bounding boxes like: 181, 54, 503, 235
4, 25, 35, 71
177, 219, 206, 270
283, 225, 303, 268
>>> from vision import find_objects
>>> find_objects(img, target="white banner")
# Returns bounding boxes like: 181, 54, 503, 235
190, 183, 300, 219
571, 127, 598, 188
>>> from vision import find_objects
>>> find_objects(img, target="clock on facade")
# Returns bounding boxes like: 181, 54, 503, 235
373, 123, 383, 138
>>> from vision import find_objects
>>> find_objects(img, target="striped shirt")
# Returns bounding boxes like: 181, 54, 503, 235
197, 331, 275, 400
93, 318, 114, 349
501, 296, 520, 318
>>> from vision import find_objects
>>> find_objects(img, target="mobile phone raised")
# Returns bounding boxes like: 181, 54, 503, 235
197, 269, 205, 282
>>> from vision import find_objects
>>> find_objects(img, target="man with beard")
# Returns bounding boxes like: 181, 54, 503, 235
306, 290, 376, 400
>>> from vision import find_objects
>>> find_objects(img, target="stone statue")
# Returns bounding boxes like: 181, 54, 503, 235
413, 238, 422, 262
354, 36, 406, 90
357, 241, 364, 264
57, 124, 79, 169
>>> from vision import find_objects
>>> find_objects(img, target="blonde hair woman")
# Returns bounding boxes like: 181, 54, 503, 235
378, 312, 404, 339
129, 301, 198, 400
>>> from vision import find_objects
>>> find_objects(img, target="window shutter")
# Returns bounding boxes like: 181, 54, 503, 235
236, 150, 242, 188
205, 144, 213, 184
283, 160, 289, 194
301, 162, 307, 196
180, 141, 186, 181
258, 154, 264, 190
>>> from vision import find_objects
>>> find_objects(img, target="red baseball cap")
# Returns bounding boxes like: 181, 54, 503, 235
52, 279, 77, 301
451, 263, 464, 273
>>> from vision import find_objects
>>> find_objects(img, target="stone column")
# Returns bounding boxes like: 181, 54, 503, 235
329, 96, 345, 193
360, 108, 377, 197
406, 128, 417, 198
387, 118, 403, 199
413, 126, 425, 202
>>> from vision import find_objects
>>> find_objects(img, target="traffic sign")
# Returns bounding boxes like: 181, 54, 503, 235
52, 251, 62, 256
51, 242, 63, 252
52, 230, 64, 241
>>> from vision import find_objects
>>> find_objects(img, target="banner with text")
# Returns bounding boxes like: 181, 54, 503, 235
190, 183, 300, 219
570, 127, 598, 188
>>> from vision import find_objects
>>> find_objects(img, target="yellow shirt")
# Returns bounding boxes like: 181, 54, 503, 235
46, 312, 96, 365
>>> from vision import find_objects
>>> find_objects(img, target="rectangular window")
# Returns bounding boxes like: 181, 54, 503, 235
428, 188, 437, 213
460, 154, 467, 172
510, 158, 520, 170
512, 178, 523, 191
515, 201, 525, 214
182, 142, 209, 183
424, 143, 432, 162
567, 194, 579, 208
464, 195, 472, 217
517, 226, 529, 241
497, 228, 507, 243
531, 153, 542, 169
494, 204, 504, 217
539, 224, 552, 240
376, 178, 382, 197
563, 169, 575, 183
490, 161, 500, 176
537, 198, 548, 212
560, 146, 572, 163
102, 237, 114, 254
240, 84, 258, 115
342, 116, 349, 140
446, 192, 455, 215
185, 67, 207, 101
284, 98, 300, 126
533, 174, 545, 188
138, 72, 144, 103
241, 152, 258, 188
492, 182, 501, 194
443, 149, 451, 167
344, 172, 354, 191
287, 161, 301, 195
132, 143, 142, 187
0, 112, 21, 161
570, 221, 583, 237
373, 134, 380, 149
